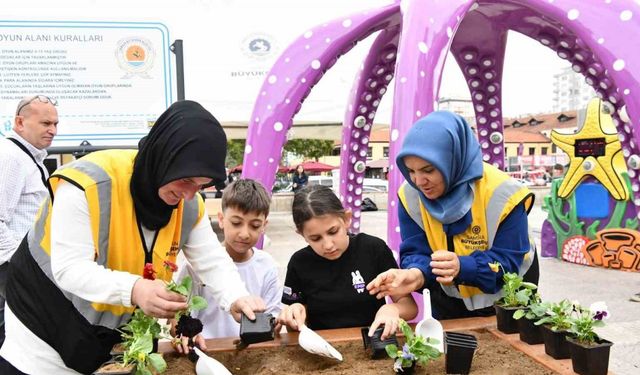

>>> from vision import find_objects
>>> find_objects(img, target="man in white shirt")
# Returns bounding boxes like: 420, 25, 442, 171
0, 95, 58, 345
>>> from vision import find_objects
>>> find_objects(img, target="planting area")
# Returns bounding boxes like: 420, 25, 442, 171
163, 331, 555, 375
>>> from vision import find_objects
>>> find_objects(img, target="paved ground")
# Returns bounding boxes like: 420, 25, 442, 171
256, 198, 640, 374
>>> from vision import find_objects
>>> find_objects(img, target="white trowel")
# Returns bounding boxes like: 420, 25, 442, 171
298, 325, 343, 361
414, 289, 445, 353
193, 346, 232, 375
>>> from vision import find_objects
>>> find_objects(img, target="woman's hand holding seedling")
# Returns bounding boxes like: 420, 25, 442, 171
277, 303, 307, 331
131, 278, 188, 318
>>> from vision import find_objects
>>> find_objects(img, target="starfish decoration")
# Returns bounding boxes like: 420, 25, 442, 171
551, 98, 628, 200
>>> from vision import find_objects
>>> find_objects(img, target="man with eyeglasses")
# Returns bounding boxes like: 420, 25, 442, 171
0, 95, 58, 346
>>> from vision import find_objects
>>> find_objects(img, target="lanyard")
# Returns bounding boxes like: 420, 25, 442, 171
7, 137, 48, 187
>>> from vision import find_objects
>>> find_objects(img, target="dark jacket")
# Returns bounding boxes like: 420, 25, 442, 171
292, 173, 308, 192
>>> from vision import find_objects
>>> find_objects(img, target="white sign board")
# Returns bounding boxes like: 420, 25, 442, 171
0, 20, 172, 146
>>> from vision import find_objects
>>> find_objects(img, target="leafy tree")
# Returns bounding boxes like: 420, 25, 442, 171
226, 139, 246, 167
284, 139, 335, 161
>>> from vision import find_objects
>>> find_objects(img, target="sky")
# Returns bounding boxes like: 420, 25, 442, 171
1, 0, 573, 124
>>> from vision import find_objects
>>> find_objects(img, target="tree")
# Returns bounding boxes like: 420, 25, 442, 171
226, 139, 245, 167
284, 139, 335, 161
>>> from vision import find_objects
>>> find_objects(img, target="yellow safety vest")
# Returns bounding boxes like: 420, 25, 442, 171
27, 150, 204, 329
398, 162, 534, 310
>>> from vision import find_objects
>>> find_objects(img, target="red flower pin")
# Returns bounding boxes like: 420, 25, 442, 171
163, 260, 178, 273
143, 263, 156, 280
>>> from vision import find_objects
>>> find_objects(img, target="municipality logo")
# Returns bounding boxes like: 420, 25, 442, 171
116, 37, 155, 78
242, 33, 276, 60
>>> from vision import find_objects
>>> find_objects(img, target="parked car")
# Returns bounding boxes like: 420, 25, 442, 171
307, 175, 334, 187
363, 178, 388, 192
307, 176, 388, 191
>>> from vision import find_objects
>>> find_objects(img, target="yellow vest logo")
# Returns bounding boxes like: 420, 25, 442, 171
166, 241, 179, 257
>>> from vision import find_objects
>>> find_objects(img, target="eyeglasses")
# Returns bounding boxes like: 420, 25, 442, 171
16, 95, 58, 115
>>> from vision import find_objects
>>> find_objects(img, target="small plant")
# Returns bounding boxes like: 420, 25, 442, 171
535, 299, 576, 331
165, 274, 208, 319
489, 261, 537, 308
513, 293, 550, 321
117, 261, 209, 375
385, 319, 441, 373
160, 260, 208, 339
569, 301, 609, 345
119, 309, 168, 375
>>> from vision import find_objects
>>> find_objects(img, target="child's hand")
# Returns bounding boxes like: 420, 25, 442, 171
366, 268, 424, 299
277, 303, 306, 331
169, 318, 177, 336
172, 333, 207, 354
230, 295, 266, 322
369, 304, 400, 340
168, 317, 208, 354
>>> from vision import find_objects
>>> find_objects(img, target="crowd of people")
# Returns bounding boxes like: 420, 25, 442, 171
1, 95, 611, 374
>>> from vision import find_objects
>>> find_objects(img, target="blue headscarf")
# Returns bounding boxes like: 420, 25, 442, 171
396, 111, 483, 224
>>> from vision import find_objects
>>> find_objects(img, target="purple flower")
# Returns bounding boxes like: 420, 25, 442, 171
401, 343, 416, 361
589, 301, 610, 321
593, 310, 608, 321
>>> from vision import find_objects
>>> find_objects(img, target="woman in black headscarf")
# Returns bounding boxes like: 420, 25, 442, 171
1, 101, 265, 375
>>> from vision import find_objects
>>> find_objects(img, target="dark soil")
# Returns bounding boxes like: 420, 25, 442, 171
163, 331, 556, 374
176, 315, 204, 338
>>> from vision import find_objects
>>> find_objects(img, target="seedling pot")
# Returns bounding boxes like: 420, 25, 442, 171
239, 312, 276, 345
541, 325, 571, 359
360, 326, 398, 359
394, 362, 416, 374
566, 336, 613, 375
494, 304, 519, 334
444, 332, 477, 375
517, 318, 544, 345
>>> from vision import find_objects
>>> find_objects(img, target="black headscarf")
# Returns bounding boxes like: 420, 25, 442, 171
131, 100, 227, 230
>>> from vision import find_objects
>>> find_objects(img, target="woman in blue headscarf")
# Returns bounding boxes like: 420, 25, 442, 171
367, 111, 539, 320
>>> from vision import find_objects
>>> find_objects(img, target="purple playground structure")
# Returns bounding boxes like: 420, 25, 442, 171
240, 0, 640, 256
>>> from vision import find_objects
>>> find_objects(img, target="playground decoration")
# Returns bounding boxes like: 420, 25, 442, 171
552, 98, 628, 200
542, 98, 640, 272
240, 0, 640, 247
240, 0, 640, 317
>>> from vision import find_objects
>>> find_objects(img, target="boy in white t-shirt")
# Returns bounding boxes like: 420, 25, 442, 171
174, 178, 282, 339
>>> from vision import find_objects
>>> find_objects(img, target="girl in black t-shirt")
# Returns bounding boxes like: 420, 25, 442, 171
278, 185, 417, 340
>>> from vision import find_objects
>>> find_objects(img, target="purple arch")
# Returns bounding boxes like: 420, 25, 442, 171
338, 25, 401, 234
244, 0, 640, 247
242, 0, 640, 317
241, 2, 400, 191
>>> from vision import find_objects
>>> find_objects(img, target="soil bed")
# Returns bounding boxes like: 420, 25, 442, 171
163, 331, 555, 375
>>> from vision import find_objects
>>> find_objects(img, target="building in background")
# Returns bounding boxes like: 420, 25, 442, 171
319, 109, 579, 180
502, 110, 577, 174
552, 66, 596, 112
322, 128, 390, 179
437, 97, 475, 126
